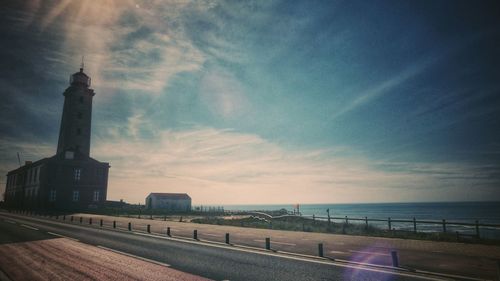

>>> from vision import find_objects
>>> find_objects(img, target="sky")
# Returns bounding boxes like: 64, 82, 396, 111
0, 0, 499, 205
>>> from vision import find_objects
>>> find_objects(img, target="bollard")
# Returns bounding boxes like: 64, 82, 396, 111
71, 216, 74, 222
391, 250, 399, 267
113, 221, 116, 228
225, 233, 230, 244
167, 227, 171, 236
496, 260, 500, 281
388, 217, 392, 231
89, 218, 92, 225
128, 222, 132, 231
147, 224, 151, 233
442, 219, 446, 233
56, 215, 59, 220
63, 215, 66, 221
413, 217, 417, 233
80, 217, 83, 224
318, 243, 324, 257
265, 237, 271, 250
100, 219, 103, 227
194, 230, 198, 240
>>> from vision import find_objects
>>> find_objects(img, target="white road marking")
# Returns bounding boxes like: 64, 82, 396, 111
97, 245, 171, 267
20, 224, 39, 230
253, 240, 296, 246
329, 250, 346, 254
349, 250, 390, 256
47, 232, 79, 242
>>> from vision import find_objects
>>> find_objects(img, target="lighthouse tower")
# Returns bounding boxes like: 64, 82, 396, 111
56, 64, 95, 158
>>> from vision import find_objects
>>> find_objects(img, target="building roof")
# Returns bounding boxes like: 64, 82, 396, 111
148, 193, 191, 200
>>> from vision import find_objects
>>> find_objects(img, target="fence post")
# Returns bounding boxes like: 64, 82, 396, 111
100, 219, 103, 227
63, 215, 66, 221
388, 217, 392, 231
147, 224, 151, 233
113, 221, 116, 228
318, 243, 324, 257
391, 251, 399, 267
225, 233, 230, 244
128, 222, 132, 231
89, 218, 92, 225
442, 219, 446, 233
71, 216, 74, 222
167, 227, 171, 236
193, 230, 198, 240
475, 220, 480, 239
265, 237, 271, 250
413, 217, 417, 233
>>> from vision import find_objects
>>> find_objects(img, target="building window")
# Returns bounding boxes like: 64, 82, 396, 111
74, 168, 81, 181
49, 190, 56, 202
72, 191, 80, 202
93, 190, 100, 202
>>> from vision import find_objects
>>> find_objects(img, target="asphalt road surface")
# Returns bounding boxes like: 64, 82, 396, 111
0, 213, 462, 281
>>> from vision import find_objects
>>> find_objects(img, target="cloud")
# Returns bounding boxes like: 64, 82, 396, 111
199, 69, 250, 118
89, 127, 500, 204
16, 0, 208, 95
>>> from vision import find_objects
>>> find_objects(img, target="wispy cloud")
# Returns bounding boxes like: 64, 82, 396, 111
90, 127, 499, 204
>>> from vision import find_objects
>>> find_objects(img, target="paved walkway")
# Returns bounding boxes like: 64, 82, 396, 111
33, 213, 500, 280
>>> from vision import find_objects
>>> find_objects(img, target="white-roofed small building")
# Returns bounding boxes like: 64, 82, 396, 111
145, 193, 192, 212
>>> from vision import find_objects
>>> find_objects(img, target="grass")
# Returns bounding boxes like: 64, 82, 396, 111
191, 215, 499, 245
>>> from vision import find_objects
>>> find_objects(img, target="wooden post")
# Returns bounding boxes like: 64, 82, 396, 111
413, 217, 417, 233
71, 216, 74, 222
113, 221, 116, 228
265, 238, 271, 250
225, 233, 230, 244
365, 216, 368, 229
312, 214, 315, 221
193, 230, 198, 240
100, 219, 103, 227
167, 227, 171, 236
475, 220, 480, 239
80, 217, 83, 224
128, 222, 132, 231
63, 215, 66, 221
89, 218, 92, 225
388, 217, 392, 231
345, 216, 348, 224
442, 219, 446, 233
318, 243, 324, 257
56, 215, 59, 220
147, 224, 151, 233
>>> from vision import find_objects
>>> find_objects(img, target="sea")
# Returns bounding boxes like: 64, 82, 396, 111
221, 201, 500, 239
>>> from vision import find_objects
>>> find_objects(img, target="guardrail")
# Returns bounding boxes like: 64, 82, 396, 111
247, 212, 500, 239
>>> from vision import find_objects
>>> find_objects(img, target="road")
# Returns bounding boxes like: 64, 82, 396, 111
0, 213, 458, 281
